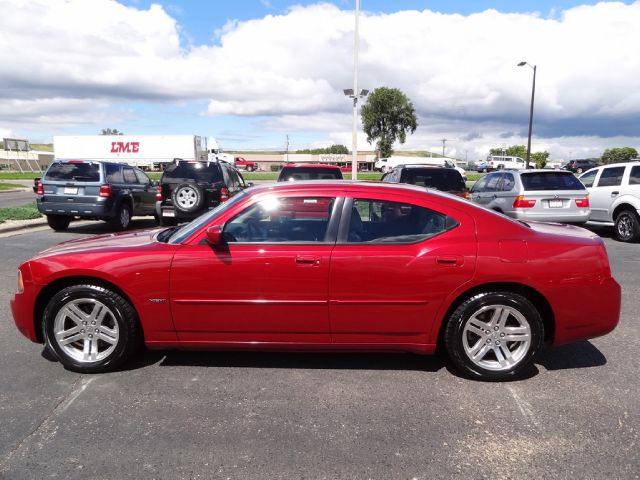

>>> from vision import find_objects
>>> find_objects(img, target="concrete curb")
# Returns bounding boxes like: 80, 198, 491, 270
0, 217, 48, 234
0, 188, 31, 194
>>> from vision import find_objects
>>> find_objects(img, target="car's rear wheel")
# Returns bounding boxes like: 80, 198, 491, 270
109, 204, 131, 231
46, 214, 71, 231
444, 291, 543, 381
614, 209, 640, 242
42, 284, 141, 373
172, 183, 204, 214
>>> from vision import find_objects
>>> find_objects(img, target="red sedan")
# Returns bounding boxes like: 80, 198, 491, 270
11, 181, 620, 381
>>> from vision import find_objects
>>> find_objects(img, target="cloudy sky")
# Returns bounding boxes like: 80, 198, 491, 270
1, 0, 638, 161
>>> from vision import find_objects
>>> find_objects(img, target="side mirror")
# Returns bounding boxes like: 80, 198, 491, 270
205, 225, 224, 246
246, 182, 254, 187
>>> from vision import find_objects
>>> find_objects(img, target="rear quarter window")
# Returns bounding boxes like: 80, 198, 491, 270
44, 162, 100, 182
521, 172, 586, 191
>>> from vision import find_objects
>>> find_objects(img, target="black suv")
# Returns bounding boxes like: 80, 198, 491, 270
36, 160, 157, 231
562, 159, 598, 174
156, 160, 248, 224
381, 164, 469, 199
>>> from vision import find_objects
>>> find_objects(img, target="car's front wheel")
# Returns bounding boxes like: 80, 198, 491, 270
46, 214, 71, 231
444, 291, 543, 381
42, 284, 141, 373
614, 209, 640, 242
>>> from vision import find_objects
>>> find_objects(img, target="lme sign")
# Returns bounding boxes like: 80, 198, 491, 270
110, 141, 140, 153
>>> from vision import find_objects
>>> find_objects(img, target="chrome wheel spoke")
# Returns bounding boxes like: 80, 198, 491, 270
57, 329, 83, 346
502, 325, 530, 342
466, 318, 488, 337
97, 326, 118, 345
64, 304, 88, 325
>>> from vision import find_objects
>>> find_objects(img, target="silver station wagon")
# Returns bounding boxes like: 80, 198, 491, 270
469, 169, 590, 224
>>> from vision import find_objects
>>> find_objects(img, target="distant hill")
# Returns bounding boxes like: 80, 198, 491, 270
29, 144, 53, 152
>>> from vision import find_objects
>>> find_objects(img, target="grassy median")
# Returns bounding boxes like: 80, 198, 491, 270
0, 202, 42, 224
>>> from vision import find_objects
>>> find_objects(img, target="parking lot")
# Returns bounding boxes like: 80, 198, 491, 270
0, 220, 638, 479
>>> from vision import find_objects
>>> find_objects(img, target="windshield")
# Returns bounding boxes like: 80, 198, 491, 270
167, 191, 248, 244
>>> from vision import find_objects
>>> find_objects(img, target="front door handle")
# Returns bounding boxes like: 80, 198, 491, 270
296, 255, 320, 266
436, 255, 463, 266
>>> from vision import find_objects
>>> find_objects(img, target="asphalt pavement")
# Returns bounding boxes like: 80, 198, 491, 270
0, 223, 638, 479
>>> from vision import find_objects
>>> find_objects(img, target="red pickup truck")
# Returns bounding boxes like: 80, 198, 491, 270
234, 157, 258, 172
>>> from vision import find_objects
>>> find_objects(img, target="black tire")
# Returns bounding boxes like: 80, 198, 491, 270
171, 183, 204, 214
614, 209, 640, 243
444, 291, 544, 381
42, 284, 141, 373
248, 165, 256, 172
159, 215, 177, 227
109, 203, 131, 231
46, 214, 71, 232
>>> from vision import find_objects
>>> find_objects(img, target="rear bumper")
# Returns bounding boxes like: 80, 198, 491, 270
511, 210, 591, 224
37, 199, 113, 218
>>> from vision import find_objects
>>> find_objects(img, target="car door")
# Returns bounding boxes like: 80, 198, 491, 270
329, 195, 476, 345
122, 166, 144, 215
134, 168, 156, 214
169, 193, 342, 343
588, 166, 625, 222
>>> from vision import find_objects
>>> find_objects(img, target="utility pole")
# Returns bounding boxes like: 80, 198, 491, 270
441, 138, 447, 158
285, 134, 289, 163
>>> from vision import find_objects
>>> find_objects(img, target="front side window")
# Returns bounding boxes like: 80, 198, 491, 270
471, 175, 489, 193
485, 173, 503, 192
347, 199, 457, 244
596, 167, 625, 187
224, 196, 336, 243
123, 167, 138, 184
134, 168, 151, 185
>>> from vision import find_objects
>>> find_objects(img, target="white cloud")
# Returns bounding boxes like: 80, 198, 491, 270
0, 0, 639, 156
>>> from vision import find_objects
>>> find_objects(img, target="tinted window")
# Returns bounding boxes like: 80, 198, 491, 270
134, 168, 151, 185
44, 162, 100, 182
123, 167, 138, 184
224, 196, 335, 243
629, 166, 640, 185
596, 167, 625, 187
485, 174, 503, 192
105, 163, 123, 183
278, 167, 343, 181
400, 169, 465, 191
521, 172, 586, 191
163, 162, 221, 183
347, 199, 457, 244
579, 170, 597, 188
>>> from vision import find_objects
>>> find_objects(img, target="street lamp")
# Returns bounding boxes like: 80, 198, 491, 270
518, 61, 537, 168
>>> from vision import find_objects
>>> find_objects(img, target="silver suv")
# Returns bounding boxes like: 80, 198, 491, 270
579, 161, 640, 242
469, 169, 590, 224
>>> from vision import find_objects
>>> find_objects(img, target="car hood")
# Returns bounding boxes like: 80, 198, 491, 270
34, 227, 166, 259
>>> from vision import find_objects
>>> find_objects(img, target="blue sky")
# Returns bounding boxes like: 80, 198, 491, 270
1, 0, 638, 160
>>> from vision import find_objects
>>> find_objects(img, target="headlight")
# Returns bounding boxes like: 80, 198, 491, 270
17, 270, 24, 293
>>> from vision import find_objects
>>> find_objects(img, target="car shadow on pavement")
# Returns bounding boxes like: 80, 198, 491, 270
535, 340, 607, 371
156, 350, 446, 373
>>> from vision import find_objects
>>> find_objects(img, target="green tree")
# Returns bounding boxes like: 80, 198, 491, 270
489, 145, 527, 158
531, 151, 549, 169
361, 87, 417, 158
601, 147, 638, 164
101, 128, 123, 135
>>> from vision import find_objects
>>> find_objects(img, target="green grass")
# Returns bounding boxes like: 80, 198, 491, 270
0, 202, 42, 224
0, 172, 42, 180
0, 182, 24, 191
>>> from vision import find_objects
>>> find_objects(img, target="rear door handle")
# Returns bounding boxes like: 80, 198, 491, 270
296, 255, 320, 266
436, 255, 463, 266
611, 191, 619, 197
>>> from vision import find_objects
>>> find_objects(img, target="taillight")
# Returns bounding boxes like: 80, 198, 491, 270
575, 197, 590, 208
36, 182, 44, 196
99, 184, 112, 198
220, 187, 230, 202
513, 195, 536, 208
462, 191, 470, 200
155, 185, 163, 201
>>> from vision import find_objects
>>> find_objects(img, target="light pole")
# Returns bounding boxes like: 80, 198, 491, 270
518, 61, 537, 169
342, 0, 368, 180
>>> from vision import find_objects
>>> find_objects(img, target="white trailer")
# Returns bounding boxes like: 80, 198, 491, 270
53, 135, 208, 169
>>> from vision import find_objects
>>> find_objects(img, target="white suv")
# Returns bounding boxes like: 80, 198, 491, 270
579, 161, 640, 242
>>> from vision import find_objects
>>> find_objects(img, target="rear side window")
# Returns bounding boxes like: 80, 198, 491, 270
596, 167, 625, 187
123, 167, 138, 184
521, 172, 585, 191
162, 162, 221, 183
278, 167, 343, 181
105, 163, 123, 183
401, 169, 465, 191
44, 162, 100, 182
